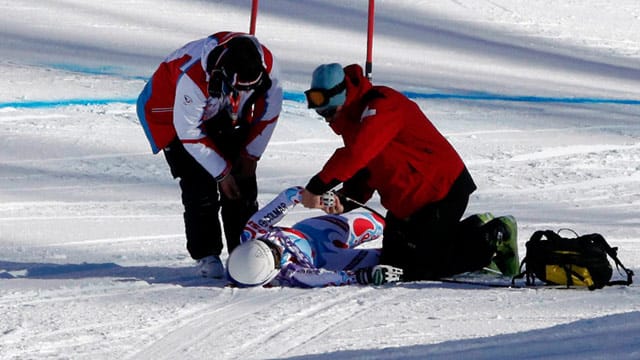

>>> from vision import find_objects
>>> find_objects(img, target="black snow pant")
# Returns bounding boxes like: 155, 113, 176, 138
163, 138, 258, 260
379, 168, 494, 281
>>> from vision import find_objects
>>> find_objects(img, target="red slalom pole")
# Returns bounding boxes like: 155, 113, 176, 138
365, 0, 375, 80
250, 0, 259, 35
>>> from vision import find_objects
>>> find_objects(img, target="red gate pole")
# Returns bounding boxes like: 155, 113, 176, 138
365, 0, 375, 80
250, 0, 259, 35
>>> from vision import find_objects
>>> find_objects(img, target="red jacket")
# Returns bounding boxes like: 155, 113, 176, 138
307, 64, 474, 218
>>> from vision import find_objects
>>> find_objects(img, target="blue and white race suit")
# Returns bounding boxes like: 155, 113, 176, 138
241, 186, 385, 287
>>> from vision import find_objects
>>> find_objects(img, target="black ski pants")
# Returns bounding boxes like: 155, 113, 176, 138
380, 173, 494, 281
163, 138, 258, 260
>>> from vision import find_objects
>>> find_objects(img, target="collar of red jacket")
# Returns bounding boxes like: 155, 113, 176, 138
343, 64, 373, 107
328, 64, 373, 135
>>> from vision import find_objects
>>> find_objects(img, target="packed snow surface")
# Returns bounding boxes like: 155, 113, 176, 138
1, 1, 639, 359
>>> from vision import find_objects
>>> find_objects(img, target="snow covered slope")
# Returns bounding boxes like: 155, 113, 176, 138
1, 1, 639, 359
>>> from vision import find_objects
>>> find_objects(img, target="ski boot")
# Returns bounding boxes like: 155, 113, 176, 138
482, 216, 519, 277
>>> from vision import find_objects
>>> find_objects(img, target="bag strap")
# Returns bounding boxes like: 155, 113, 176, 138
589, 234, 634, 286
511, 261, 528, 286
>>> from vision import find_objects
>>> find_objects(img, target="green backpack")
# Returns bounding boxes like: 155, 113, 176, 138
514, 230, 634, 290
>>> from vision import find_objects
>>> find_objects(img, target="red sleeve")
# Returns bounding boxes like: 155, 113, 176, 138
318, 98, 402, 184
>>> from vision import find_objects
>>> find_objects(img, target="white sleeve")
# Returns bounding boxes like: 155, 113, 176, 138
241, 186, 303, 242
173, 75, 230, 180
244, 60, 283, 159
261, 59, 283, 122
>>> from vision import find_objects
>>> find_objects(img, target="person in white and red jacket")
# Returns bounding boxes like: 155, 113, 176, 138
300, 63, 513, 282
136, 31, 283, 279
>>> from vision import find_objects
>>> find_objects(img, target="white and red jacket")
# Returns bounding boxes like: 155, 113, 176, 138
136, 31, 283, 181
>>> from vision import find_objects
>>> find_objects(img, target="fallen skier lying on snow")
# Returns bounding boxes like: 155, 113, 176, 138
226, 186, 403, 287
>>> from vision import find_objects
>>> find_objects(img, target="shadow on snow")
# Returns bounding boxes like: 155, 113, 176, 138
0, 260, 226, 288
280, 311, 640, 360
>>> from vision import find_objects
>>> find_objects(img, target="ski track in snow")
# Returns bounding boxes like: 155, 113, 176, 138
129, 289, 279, 359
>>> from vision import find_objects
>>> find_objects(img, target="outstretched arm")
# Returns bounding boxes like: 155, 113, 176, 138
241, 186, 303, 242
278, 264, 403, 288
278, 264, 359, 288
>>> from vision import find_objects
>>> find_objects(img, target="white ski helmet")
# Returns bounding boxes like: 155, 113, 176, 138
227, 240, 281, 286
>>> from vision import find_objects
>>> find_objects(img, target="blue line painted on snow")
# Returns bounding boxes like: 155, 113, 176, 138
0, 98, 136, 109
47, 63, 149, 81
3, 63, 634, 109
403, 91, 640, 105
283, 92, 306, 103
2, 91, 639, 109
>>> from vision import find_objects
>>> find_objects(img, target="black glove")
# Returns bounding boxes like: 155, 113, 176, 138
356, 265, 404, 285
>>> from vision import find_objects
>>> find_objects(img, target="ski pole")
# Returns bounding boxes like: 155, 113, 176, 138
340, 194, 385, 218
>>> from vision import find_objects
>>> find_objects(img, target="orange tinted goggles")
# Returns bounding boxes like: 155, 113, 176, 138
304, 81, 346, 109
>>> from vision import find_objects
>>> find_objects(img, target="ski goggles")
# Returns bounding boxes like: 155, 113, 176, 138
209, 68, 264, 98
229, 71, 264, 92
304, 81, 346, 109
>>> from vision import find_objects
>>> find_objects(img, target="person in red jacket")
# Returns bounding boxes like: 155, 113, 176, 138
137, 32, 283, 278
300, 63, 510, 281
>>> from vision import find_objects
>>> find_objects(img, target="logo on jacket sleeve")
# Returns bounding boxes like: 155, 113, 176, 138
361, 106, 376, 122
183, 95, 193, 105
